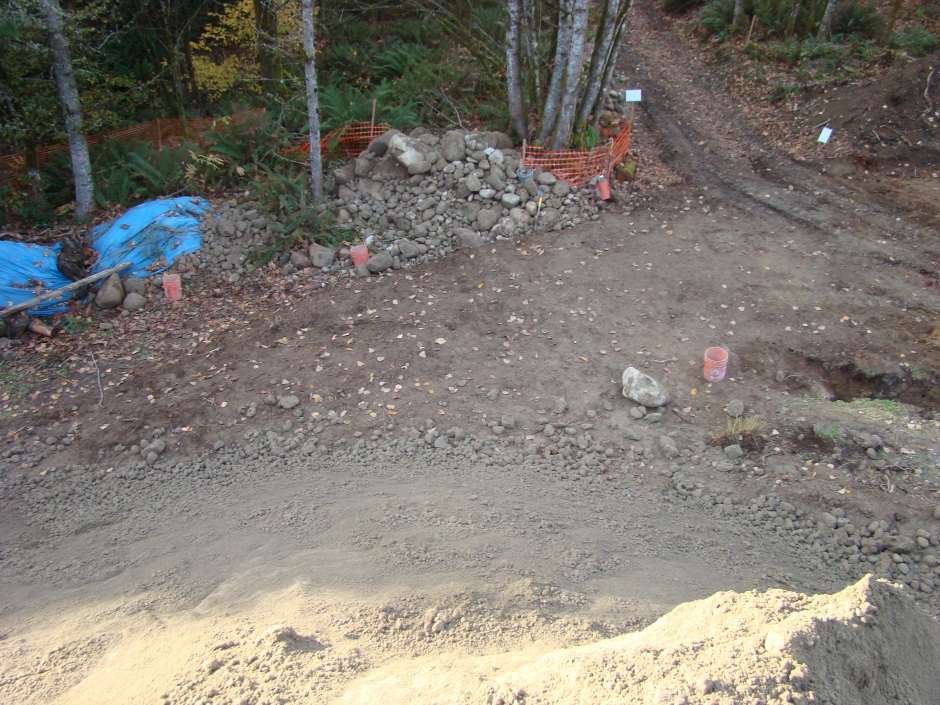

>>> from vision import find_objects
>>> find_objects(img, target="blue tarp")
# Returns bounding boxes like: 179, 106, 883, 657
0, 196, 209, 316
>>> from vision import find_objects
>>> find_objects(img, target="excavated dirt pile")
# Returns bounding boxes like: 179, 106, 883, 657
811, 50, 940, 170
337, 576, 940, 705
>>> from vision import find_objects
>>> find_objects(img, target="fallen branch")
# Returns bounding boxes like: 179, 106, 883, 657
923, 68, 935, 120
91, 351, 104, 407
881, 125, 912, 147
0, 262, 132, 319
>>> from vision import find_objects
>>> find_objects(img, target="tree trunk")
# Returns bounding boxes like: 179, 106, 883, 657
882, 0, 904, 44
538, 0, 574, 146
38, 0, 93, 220
551, 0, 589, 150
588, 3, 631, 132
253, 0, 285, 97
505, 0, 527, 140
301, 0, 322, 201
575, 0, 631, 128
785, 0, 802, 39
521, 0, 542, 106
733, 0, 745, 31
25, 143, 47, 213
818, 0, 837, 37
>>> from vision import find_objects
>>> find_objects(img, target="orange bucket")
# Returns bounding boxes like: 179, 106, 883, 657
162, 273, 182, 301
704, 347, 728, 382
350, 245, 370, 266
595, 176, 610, 201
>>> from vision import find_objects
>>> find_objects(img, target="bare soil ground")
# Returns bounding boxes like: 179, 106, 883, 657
2, 2, 940, 703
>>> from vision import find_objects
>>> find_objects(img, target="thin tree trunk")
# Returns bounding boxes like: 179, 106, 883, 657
882, 0, 904, 44
538, 0, 574, 146
254, 0, 285, 97
521, 0, 542, 106
551, 0, 589, 150
785, 0, 803, 38
733, 0, 745, 31
589, 3, 631, 132
818, 0, 836, 37
576, 0, 630, 128
505, 0, 527, 140
301, 0, 322, 201
38, 0, 93, 220
25, 143, 47, 213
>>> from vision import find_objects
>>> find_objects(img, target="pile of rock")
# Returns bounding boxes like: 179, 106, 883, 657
90, 128, 610, 310
325, 127, 601, 275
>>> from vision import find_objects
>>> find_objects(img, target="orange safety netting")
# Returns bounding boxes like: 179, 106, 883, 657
521, 121, 633, 188
294, 122, 393, 160
0, 110, 265, 185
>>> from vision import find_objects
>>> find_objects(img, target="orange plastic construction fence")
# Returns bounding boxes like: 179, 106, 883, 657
521, 120, 633, 188
0, 110, 265, 185
295, 122, 393, 160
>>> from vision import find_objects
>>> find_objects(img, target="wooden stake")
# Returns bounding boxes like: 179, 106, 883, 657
0, 262, 133, 319
745, 15, 757, 44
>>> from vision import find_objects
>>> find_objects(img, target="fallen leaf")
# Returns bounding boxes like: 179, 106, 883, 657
435, 338, 447, 345
690, 388, 698, 395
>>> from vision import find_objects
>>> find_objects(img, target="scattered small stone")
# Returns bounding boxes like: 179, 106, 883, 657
723, 444, 744, 459
278, 395, 300, 410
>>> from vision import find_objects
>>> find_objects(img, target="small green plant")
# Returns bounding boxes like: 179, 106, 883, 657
58, 315, 94, 334
815, 426, 846, 442
836, 397, 907, 421
910, 367, 931, 383
769, 81, 803, 102
570, 124, 601, 151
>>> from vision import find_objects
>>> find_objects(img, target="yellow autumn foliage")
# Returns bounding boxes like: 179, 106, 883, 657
191, 0, 301, 101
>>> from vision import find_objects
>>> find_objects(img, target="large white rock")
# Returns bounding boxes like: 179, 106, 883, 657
622, 367, 670, 408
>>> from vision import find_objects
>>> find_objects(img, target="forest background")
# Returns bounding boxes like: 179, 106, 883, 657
0, 0, 937, 235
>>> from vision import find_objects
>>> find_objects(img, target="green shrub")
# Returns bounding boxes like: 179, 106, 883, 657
695, 0, 736, 39
833, 2, 882, 39
664, 0, 706, 15
388, 18, 443, 43
374, 42, 433, 81
891, 25, 940, 56
769, 81, 803, 102
248, 165, 355, 265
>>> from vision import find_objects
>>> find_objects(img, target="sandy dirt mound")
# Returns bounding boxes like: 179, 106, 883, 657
335, 576, 940, 705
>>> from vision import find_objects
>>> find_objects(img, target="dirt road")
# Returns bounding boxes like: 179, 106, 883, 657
2, 5, 940, 704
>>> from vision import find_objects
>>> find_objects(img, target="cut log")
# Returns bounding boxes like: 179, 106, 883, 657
28, 319, 59, 337
0, 262, 132, 319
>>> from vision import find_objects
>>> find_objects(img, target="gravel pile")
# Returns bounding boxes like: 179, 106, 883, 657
158, 127, 612, 285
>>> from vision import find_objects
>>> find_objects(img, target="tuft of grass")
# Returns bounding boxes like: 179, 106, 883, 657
815, 426, 846, 442
709, 415, 768, 451
836, 398, 907, 421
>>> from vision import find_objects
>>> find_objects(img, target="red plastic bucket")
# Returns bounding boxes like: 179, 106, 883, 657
350, 245, 370, 266
595, 176, 610, 201
704, 347, 728, 382
162, 273, 182, 301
